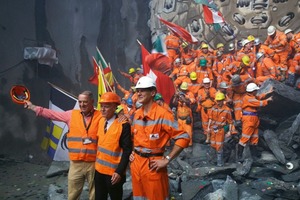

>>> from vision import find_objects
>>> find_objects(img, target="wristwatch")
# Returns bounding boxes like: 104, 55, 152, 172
165, 155, 171, 162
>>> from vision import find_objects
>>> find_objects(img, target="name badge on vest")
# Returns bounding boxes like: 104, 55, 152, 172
149, 133, 159, 140
82, 137, 92, 145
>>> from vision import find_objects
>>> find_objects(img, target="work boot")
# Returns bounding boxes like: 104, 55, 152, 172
236, 144, 244, 162
250, 145, 261, 160
207, 146, 216, 165
217, 150, 224, 167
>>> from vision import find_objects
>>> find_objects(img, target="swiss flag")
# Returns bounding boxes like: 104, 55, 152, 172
157, 15, 198, 44
140, 44, 175, 104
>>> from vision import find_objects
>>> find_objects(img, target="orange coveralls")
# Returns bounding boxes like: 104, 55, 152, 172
256, 44, 280, 66
196, 50, 215, 68
197, 87, 217, 134
131, 103, 190, 200
229, 73, 253, 121
181, 48, 197, 65
189, 65, 214, 86
177, 101, 193, 146
291, 52, 300, 88
239, 93, 268, 146
212, 58, 230, 86
256, 57, 279, 85
208, 104, 233, 151
173, 64, 189, 88
264, 31, 289, 71
165, 34, 181, 62
188, 78, 202, 97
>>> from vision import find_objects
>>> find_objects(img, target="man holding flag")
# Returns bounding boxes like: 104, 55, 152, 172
24, 91, 101, 200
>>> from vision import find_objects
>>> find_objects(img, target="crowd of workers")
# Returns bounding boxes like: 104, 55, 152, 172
20, 25, 300, 200
116, 25, 300, 169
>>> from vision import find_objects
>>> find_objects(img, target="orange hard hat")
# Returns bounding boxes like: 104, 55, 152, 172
10, 85, 31, 104
99, 92, 121, 104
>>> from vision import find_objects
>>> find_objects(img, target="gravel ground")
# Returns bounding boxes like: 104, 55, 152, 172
0, 158, 59, 200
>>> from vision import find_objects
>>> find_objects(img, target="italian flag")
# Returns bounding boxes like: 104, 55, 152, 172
96, 47, 114, 92
203, 5, 224, 24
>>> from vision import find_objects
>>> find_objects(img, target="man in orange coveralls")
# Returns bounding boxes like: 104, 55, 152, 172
130, 76, 190, 200
207, 92, 233, 167
237, 83, 273, 161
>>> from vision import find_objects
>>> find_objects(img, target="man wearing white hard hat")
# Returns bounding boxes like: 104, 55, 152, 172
237, 39, 255, 63
130, 76, 190, 200
197, 77, 217, 143
169, 58, 182, 80
264, 25, 289, 78
237, 82, 273, 162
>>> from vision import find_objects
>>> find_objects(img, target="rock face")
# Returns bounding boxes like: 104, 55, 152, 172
0, 0, 150, 160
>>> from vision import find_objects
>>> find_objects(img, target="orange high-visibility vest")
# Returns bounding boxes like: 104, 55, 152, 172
68, 110, 101, 161
95, 117, 125, 176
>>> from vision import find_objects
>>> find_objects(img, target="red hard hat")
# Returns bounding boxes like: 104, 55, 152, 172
10, 85, 31, 104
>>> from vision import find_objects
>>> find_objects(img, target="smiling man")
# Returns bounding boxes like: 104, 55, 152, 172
24, 91, 101, 200
130, 76, 190, 200
95, 92, 132, 200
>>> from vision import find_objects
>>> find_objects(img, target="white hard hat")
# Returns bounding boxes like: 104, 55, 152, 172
135, 76, 156, 89
246, 83, 260, 92
254, 38, 261, 46
256, 52, 264, 60
228, 43, 235, 51
203, 78, 210, 84
174, 58, 181, 63
284, 28, 293, 35
267, 25, 276, 36
242, 39, 250, 46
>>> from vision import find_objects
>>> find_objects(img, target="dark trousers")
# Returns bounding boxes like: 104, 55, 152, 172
94, 170, 124, 200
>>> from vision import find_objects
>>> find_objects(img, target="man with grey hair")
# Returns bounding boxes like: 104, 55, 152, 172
24, 90, 101, 200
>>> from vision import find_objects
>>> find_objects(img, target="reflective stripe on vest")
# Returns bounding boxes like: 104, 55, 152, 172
68, 110, 101, 161
95, 118, 124, 175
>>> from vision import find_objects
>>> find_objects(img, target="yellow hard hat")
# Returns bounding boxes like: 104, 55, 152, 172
180, 82, 188, 90
129, 68, 136, 74
242, 55, 250, 66
201, 43, 209, 49
215, 92, 225, 101
115, 105, 124, 114
182, 41, 189, 48
247, 35, 255, 42
216, 43, 224, 49
189, 72, 197, 80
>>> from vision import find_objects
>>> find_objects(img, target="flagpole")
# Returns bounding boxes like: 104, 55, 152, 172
136, 39, 142, 46
47, 82, 77, 99
101, 71, 113, 92
97, 60, 113, 92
